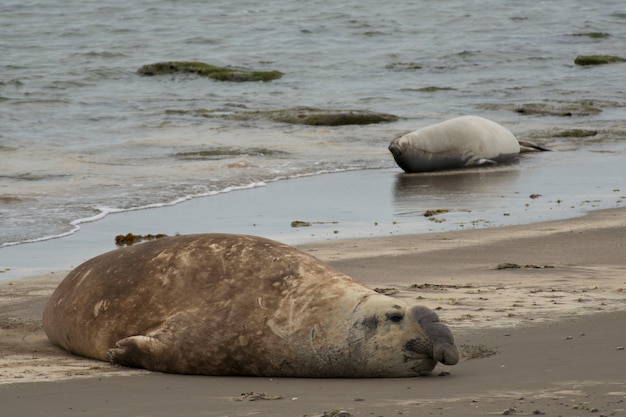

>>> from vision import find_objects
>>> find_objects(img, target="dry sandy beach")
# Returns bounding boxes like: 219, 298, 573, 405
1, 208, 625, 416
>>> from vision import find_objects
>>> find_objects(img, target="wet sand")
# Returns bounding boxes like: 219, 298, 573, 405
2, 141, 624, 281
1, 208, 625, 416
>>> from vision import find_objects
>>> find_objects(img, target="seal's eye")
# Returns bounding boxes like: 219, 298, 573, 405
386, 312, 404, 323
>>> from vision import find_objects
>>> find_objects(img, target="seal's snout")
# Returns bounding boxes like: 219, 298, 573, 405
433, 342, 459, 365
411, 306, 459, 366
388, 138, 403, 157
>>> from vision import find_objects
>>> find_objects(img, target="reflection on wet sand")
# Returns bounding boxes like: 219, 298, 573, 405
393, 165, 521, 216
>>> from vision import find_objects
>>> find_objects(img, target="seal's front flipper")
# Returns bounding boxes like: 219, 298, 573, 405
106, 335, 172, 372
105, 313, 196, 373
466, 157, 498, 167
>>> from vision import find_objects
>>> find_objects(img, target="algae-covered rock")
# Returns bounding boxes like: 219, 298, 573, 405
175, 147, 288, 160
477, 101, 602, 117
137, 61, 283, 82
571, 32, 610, 39
165, 106, 399, 126
514, 103, 601, 116
553, 129, 598, 138
386, 62, 423, 71
574, 55, 626, 66
268, 107, 399, 126
411, 86, 456, 92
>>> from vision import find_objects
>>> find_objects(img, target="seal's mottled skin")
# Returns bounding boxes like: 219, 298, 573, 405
43, 234, 458, 377
389, 115, 525, 173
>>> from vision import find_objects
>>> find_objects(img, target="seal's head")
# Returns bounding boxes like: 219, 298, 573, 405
388, 132, 467, 173
341, 293, 458, 377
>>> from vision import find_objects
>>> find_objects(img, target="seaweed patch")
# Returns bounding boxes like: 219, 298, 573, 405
290, 220, 338, 228
114, 233, 169, 246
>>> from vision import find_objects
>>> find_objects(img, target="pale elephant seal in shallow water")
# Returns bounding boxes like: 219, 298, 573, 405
43, 234, 458, 377
389, 115, 548, 173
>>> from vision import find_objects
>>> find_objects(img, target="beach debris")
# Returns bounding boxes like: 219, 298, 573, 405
422, 209, 449, 217
408, 283, 474, 291
290, 220, 338, 228
137, 61, 283, 82
320, 410, 354, 417
574, 54, 626, 66
529, 194, 542, 199
291, 220, 311, 227
496, 263, 554, 270
423, 209, 448, 224
502, 407, 518, 415
572, 403, 598, 411
497, 263, 521, 270
114, 233, 168, 246
374, 287, 399, 296
234, 392, 283, 401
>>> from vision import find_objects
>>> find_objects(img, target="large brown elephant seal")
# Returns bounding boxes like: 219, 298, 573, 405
388, 115, 549, 173
43, 234, 458, 377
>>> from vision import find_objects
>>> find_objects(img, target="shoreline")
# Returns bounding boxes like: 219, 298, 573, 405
2, 155, 624, 281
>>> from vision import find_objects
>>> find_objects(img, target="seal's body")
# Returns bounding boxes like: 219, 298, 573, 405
389, 115, 528, 173
43, 234, 458, 377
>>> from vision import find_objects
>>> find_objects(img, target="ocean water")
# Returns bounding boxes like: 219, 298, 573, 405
1, 0, 626, 247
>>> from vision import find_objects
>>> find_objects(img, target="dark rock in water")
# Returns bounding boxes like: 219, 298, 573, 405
553, 129, 598, 138
174, 147, 288, 161
269, 107, 399, 126
385, 62, 423, 71
571, 32, 610, 39
137, 61, 283, 82
164, 106, 398, 126
574, 55, 626, 66
478, 102, 602, 117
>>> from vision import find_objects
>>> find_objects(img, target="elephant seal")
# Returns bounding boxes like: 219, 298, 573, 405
43, 234, 458, 377
388, 115, 548, 173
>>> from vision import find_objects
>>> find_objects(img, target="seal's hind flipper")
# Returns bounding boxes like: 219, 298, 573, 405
106, 335, 172, 372
518, 139, 551, 152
